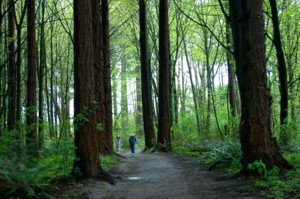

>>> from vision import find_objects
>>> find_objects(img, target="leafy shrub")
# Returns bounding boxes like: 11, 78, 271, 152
101, 155, 119, 172
0, 139, 75, 198
172, 145, 199, 156
247, 159, 268, 177
203, 140, 241, 164
0, 157, 54, 198
201, 139, 242, 174
248, 158, 300, 198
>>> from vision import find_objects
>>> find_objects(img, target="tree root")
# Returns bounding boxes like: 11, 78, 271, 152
99, 169, 115, 185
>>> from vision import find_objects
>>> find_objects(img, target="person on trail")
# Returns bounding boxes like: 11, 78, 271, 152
115, 135, 121, 153
129, 135, 137, 154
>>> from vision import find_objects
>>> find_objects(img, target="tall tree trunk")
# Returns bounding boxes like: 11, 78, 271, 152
74, 0, 99, 177
16, 1, 27, 128
229, 0, 291, 173
157, 0, 171, 149
73, 0, 113, 183
26, 0, 38, 157
101, 0, 113, 152
180, 56, 186, 113
226, 19, 237, 118
112, 69, 118, 132
203, 28, 212, 135
135, 64, 143, 135
269, 0, 288, 145
139, 0, 156, 149
182, 36, 201, 135
48, 23, 54, 138
0, 1, 2, 37
7, 0, 16, 131
38, 0, 46, 147
226, 18, 238, 136
92, 0, 107, 154
0, 0, 2, 135
121, 55, 128, 135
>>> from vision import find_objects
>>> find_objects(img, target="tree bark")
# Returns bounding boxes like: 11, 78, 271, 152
157, 0, 171, 148
139, 0, 156, 149
226, 19, 237, 118
0, 0, 3, 129
101, 0, 114, 152
7, 0, 16, 131
38, 0, 46, 147
204, 28, 212, 135
16, 1, 27, 127
135, 64, 143, 135
26, 0, 38, 157
229, 0, 291, 173
91, 0, 107, 154
112, 70, 118, 132
121, 55, 128, 134
73, 0, 113, 183
269, 0, 288, 145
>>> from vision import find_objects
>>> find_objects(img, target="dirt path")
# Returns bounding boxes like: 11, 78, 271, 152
62, 151, 260, 199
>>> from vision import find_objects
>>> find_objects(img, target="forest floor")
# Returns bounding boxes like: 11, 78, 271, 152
59, 150, 262, 199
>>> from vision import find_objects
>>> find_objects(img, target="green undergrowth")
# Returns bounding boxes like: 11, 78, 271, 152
200, 139, 242, 174
0, 138, 119, 198
101, 155, 119, 172
175, 138, 300, 198
201, 139, 300, 198
172, 145, 200, 157
247, 156, 300, 199
0, 140, 75, 198
172, 139, 242, 174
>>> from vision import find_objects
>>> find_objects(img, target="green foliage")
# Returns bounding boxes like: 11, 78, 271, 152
171, 113, 200, 145
200, 139, 242, 174
285, 153, 300, 167
277, 120, 300, 147
73, 102, 99, 130
101, 155, 119, 172
0, 139, 75, 198
202, 140, 242, 167
248, 155, 300, 198
96, 123, 105, 132
172, 145, 199, 157
0, 158, 55, 198
247, 159, 268, 177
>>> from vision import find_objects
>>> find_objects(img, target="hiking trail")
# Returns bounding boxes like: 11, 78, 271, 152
60, 150, 261, 199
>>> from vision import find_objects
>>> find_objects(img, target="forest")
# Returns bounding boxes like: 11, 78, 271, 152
0, 0, 300, 198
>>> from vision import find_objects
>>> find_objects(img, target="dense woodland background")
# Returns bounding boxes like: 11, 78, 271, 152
0, 0, 300, 198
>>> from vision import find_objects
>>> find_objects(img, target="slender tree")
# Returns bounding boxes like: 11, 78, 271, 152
225, 19, 237, 118
121, 55, 128, 134
139, 0, 156, 149
182, 33, 201, 135
16, 1, 27, 125
7, 0, 16, 131
0, 0, 3, 132
229, 0, 291, 173
269, 0, 288, 145
26, 0, 38, 156
38, 0, 46, 147
101, 0, 114, 152
157, 0, 171, 149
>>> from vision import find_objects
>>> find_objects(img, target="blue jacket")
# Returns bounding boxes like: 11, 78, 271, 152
129, 136, 136, 145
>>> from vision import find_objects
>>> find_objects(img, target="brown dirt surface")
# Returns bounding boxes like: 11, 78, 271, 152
59, 150, 262, 199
